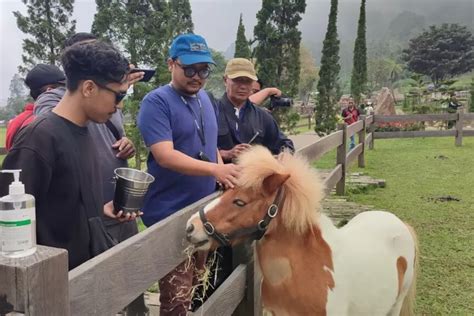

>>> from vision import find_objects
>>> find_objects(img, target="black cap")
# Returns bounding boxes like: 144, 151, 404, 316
24, 64, 66, 91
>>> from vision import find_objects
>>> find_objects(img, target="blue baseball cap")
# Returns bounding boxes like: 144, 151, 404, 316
169, 34, 215, 66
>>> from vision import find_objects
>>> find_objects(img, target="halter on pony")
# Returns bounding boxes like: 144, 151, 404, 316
198, 187, 285, 247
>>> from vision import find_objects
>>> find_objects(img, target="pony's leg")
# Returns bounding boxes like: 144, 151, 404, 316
387, 297, 405, 316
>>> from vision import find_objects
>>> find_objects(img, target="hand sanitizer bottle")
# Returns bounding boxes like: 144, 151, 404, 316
0, 169, 36, 258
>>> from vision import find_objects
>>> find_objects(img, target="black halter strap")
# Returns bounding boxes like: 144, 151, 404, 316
199, 187, 285, 247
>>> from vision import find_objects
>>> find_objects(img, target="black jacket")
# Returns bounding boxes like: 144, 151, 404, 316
217, 94, 294, 156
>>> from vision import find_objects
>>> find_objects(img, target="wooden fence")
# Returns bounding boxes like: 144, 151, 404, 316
372, 109, 471, 147
1, 109, 472, 315
0, 115, 374, 315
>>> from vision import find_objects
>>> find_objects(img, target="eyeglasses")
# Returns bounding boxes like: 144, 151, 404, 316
94, 81, 127, 104
175, 62, 211, 79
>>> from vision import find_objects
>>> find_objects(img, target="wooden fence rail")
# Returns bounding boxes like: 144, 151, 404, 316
372, 109, 469, 146
1, 109, 470, 314
0, 115, 373, 315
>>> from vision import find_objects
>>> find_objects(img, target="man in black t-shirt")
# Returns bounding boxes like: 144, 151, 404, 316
0, 41, 138, 269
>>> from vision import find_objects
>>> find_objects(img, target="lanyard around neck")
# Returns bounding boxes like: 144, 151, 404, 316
180, 95, 206, 147
168, 84, 206, 146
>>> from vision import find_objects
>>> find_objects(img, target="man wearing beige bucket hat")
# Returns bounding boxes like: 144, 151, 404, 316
217, 58, 294, 162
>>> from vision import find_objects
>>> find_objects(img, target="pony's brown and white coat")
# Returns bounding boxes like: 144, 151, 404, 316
186, 146, 418, 316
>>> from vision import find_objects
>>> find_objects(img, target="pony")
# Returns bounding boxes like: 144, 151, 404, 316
186, 146, 418, 316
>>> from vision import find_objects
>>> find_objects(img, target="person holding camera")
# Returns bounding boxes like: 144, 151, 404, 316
137, 34, 240, 316
217, 58, 294, 163
249, 78, 283, 106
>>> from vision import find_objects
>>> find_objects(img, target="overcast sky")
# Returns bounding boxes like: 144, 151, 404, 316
0, 0, 472, 104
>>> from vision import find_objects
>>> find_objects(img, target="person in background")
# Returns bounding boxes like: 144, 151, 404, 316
249, 77, 282, 105
137, 33, 240, 316
365, 101, 374, 115
32, 32, 147, 315
5, 64, 66, 151
342, 98, 360, 150
446, 93, 462, 129
0, 41, 137, 270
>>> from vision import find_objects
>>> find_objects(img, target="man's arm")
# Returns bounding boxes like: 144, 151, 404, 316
249, 87, 282, 105
150, 141, 240, 188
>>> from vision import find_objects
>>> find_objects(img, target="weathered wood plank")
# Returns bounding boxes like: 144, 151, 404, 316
0, 245, 69, 315
336, 124, 347, 196
455, 111, 463, 147
346, 120, 364, 138
462, 129, 474, 136
191, 265, 247, 316
232, 244, 262, 316
322, 165, 343, 196
462, 113, 474, 121
365, 133, 373, 147
358, 117, 366, 168
365, 115, 374, 125
373, 114, 457, 123
68, 192, 220, 316
296, 130, 343, 162
346, 143, 363, 166
374, 130, 456, 139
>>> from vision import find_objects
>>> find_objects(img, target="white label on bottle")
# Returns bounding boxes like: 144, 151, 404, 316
0, 208, 35, 252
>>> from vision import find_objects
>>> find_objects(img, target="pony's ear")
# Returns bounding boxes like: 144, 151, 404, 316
262, 173, 290, 196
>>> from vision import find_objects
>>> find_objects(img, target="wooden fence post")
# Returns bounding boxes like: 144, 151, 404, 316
369, 115, 375, 149
358, 116, 366, 168
455, 108, 464, 147
336, 123, 347, 195
308, 114, 312, 130
0, 246, 69, 315
232, 243, 262, 316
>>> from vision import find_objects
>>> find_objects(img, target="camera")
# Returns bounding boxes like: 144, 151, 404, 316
270, 95, 293, 109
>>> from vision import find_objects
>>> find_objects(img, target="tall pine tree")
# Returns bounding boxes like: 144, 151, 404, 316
350, 0, 368, 104
254, 0, 306, 96
234, 14, 251, 59
315, 0, 341, 135
14, 0, 76, 73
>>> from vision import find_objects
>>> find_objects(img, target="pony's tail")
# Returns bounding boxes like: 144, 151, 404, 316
400, 223, 419, 316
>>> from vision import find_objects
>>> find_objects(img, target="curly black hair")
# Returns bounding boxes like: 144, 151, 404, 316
63, 32, 97, 48
61, 41, 129, 92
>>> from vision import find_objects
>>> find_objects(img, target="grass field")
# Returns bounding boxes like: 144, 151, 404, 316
317, 137, 473, 315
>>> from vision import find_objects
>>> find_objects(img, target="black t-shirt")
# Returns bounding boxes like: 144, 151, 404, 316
216, 94, 294, 158
0, 112, 103, 269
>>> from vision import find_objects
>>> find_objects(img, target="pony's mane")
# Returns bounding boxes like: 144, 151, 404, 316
237, 146, 325, 235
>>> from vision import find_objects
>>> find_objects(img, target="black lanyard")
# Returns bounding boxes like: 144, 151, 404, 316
169, 84, 206, 146
180, 95, 206, 146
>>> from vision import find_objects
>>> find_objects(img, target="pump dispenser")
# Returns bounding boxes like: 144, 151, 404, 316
0, 169, 36, 257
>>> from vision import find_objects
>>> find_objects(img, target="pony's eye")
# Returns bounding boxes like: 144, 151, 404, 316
233, 199, 247, 207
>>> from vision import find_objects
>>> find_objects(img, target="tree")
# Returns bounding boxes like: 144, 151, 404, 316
254, 0, 306, 97
350, 0, 367, 104
298, 45, 318, 105
315, 0, 341, 136
206, 49, 227, 97
0, 74, 32, 120
14, 0, 76, 73
234, 14, 251, 59
93, 0, 194, 169
403, 24, 474, 86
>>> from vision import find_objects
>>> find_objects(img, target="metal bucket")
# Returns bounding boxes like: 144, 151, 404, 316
113, 168, 155, 213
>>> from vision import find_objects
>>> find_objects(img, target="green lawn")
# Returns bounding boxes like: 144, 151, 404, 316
316, 137, 473, 315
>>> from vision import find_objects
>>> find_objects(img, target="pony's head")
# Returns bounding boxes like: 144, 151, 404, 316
186, 146, 325, 251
